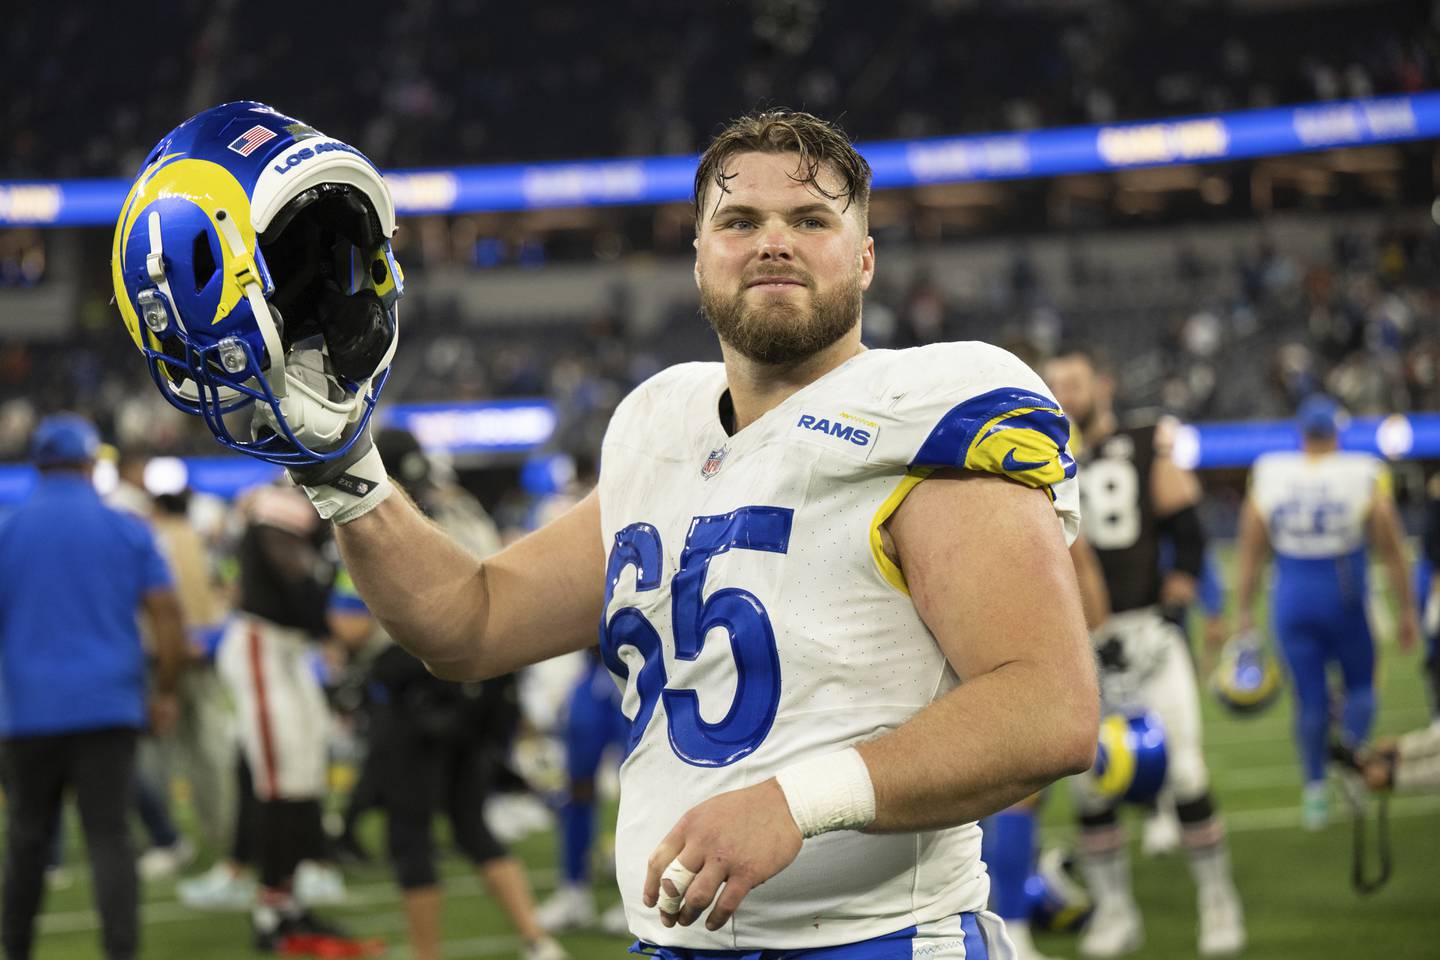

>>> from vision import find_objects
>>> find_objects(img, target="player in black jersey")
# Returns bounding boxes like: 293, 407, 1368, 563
215, 483, 382, 957
1422, 473, 1440, 723
350, 429, 570, 960
1045, 348, 1244, 958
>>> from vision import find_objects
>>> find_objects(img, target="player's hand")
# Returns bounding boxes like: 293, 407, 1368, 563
1203, 615, 1227, 657
148, 692, 179, 736
249, 348, 372, 475
250, 351, 390, 523
1160, 571, 1197, 609
643, 778, 802, 931
1362, 740, 1400, 791
1398, 610, 1421, 653
251, 353, 374, 478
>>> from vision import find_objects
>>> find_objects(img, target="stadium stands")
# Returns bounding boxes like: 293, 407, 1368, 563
3, 0, 1431, 178
1, 207, 1434, 468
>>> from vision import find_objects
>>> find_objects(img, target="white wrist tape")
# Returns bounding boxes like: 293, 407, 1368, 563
775, 747, 876, 838
301, 446, 394, 524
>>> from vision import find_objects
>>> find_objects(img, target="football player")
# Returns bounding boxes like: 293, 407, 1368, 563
1418, 472, 1440, 722
213, 483, 378, 956
1234, 395, 1419, 828
115, 104, 1099, 958
534, 649, 630, 935
336, 428, 568, 960
1043, 348, 1244, 957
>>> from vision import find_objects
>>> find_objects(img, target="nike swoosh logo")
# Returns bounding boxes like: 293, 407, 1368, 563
1002, 448, 1048, 472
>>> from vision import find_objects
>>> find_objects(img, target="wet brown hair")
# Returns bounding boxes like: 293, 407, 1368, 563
693, 109, 872, 231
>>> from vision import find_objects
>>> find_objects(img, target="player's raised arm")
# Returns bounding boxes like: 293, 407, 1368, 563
109, 103, 607, 683
857, 470, 1099, 830
332, 487, 606, 679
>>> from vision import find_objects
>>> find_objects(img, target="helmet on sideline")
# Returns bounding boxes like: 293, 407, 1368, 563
1027, 847, 1094, 934
1212, 629, 1283, 715
1086, 712, 1168, 805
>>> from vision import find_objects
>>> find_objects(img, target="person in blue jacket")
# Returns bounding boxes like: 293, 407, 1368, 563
0, 414, 185, 960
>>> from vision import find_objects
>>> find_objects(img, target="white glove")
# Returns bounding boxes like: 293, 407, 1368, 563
252, 348, 393, 524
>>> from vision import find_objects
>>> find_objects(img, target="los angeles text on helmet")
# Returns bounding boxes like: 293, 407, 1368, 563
272, 141, 365, 176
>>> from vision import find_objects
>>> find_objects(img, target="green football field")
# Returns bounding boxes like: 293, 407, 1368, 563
23, 565, 1440, 959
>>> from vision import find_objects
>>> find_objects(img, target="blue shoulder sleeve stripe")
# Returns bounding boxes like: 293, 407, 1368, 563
911, 386, 1077, 489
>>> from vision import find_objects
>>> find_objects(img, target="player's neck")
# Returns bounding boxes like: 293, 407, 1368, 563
720, 330, 865, 433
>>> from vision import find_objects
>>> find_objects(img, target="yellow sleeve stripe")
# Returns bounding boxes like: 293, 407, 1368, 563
1374, 466, 1393, 500
868, 468, 934, 596
962, 406, 1075, 491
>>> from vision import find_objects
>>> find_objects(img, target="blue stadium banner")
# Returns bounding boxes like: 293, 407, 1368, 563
1172, 412, 1440, 470
0, 399, 557, 503
3, 93, 1436, 227
384, 398, 557, 454
1, 408, 1437, 502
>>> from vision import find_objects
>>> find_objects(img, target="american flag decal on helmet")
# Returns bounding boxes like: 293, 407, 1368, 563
227, 125, 276, 157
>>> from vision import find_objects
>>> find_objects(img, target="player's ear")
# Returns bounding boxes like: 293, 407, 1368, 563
693, 257, 702, 292
859, 235, 875, 292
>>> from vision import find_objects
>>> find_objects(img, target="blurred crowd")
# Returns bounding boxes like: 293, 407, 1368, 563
3, 0, 1433, 179
2, 210, 1436, 467
2, 0, 1437, 466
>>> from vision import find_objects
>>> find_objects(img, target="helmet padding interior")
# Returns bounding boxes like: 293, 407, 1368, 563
260, 183, 386, 352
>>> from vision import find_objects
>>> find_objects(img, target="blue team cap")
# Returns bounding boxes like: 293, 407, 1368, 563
1296, 394, 1343, 439
30, 413, 100, 466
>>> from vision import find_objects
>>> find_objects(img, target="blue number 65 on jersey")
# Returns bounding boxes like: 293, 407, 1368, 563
599, 506, 793, 767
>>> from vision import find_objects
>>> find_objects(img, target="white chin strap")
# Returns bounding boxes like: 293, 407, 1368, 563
254, 348, 369, 450
214, 208, 287, 399
145, 212, 184, 333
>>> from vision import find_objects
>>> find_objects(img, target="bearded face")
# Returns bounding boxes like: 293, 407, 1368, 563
693, 151, 873, 366
699, 262, 863, 366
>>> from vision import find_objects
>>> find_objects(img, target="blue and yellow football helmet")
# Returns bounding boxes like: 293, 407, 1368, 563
1212, 630, 1282, 715
1087, 712, 1168, 805
1027, 847, 1093, 934
111, 101, 402, 465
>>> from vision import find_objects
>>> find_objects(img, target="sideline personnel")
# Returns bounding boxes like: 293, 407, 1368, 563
0, 414, 184, 960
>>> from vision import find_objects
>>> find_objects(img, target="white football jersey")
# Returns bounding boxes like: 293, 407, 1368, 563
1248, 451, 1388, 559
597, 342, 1080, 949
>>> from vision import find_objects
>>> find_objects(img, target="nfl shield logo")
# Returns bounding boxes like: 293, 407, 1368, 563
700, 446, 728, 480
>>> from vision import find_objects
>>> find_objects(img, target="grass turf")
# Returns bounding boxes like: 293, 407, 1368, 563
23, 567, 1440, 958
